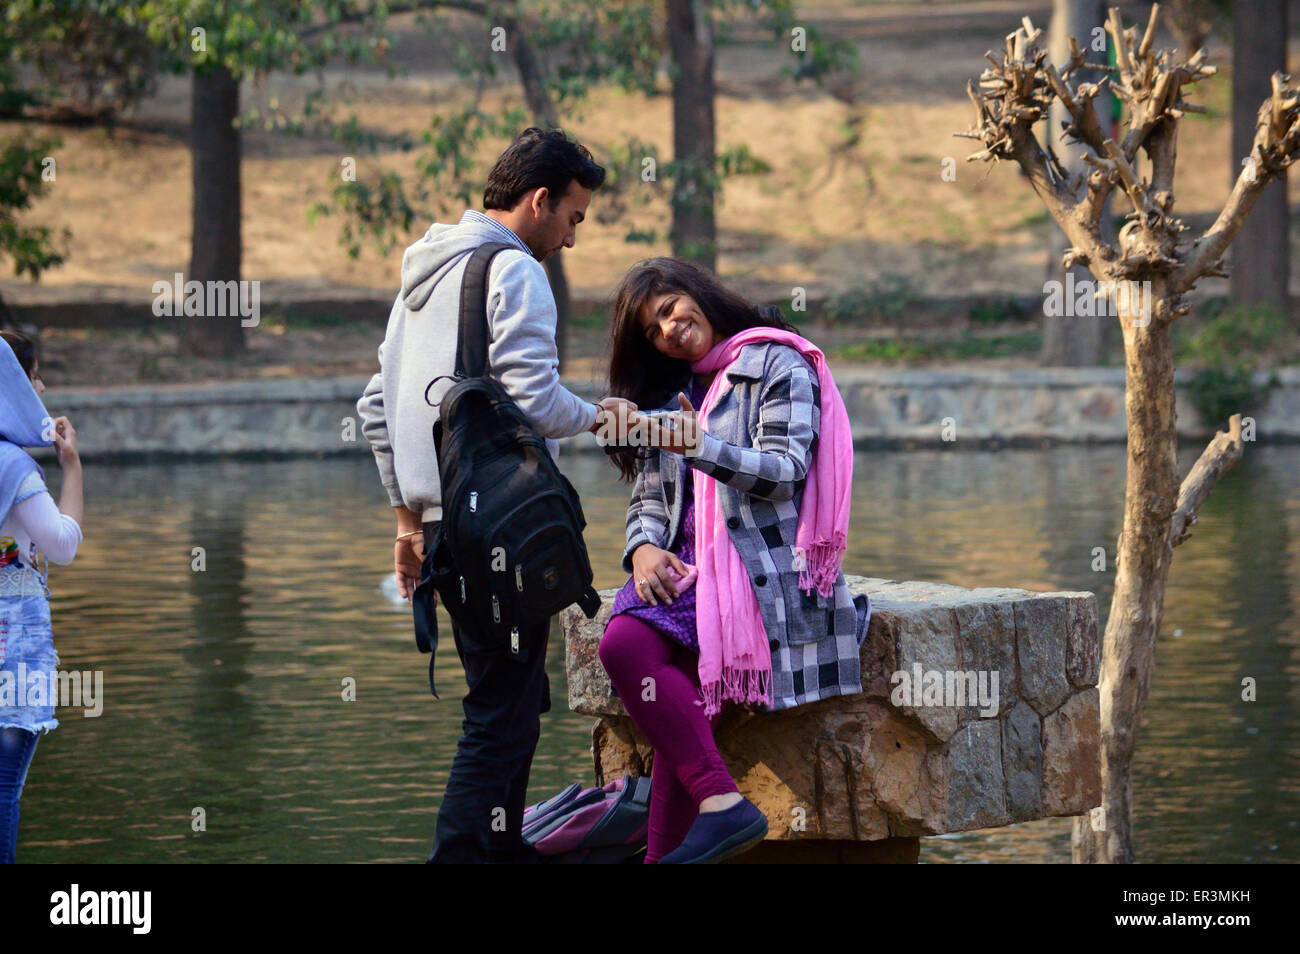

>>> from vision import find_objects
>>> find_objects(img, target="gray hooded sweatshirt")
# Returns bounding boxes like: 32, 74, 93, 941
356, 210, 599, 522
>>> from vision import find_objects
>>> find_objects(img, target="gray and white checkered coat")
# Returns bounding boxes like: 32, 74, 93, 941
621, 341, 871, 711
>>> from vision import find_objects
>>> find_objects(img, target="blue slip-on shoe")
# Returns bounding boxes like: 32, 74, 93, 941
658, 797, 769, 864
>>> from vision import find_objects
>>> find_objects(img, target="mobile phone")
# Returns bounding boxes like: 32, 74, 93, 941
635, 410, 679, 425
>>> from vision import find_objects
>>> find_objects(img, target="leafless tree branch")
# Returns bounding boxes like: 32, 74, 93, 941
1167, 414, 1246, 549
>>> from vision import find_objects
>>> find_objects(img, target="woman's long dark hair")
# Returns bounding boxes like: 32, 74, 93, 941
1, 330, 37, 377
606, 257, 792, 482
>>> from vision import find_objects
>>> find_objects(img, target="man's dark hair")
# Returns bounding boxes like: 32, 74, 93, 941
483, 127, 606, 211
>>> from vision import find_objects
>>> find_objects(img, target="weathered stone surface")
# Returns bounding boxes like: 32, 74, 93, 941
1002, 702, 1044, 822
565, 598, 623, 717
890, 603, 962, 743
942, 718, 1008, 830
1064, 595, 1101, 688
1042, 688, 1102, 816
570, 574, 1102, 841
954, 599, 1019, 721
1014, 596, 1072, 716
591, 715, 652, 784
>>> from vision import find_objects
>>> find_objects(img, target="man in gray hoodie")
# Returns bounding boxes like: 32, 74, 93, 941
357, 128, 634, 863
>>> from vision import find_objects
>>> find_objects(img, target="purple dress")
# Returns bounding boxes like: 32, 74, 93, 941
609, 379, 710, 650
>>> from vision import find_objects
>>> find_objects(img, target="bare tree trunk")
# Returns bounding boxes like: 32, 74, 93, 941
1042, 0, 1108, 366
545, 252, 572, 371
185, 64, 244, 358
1071, 296, 1179, 863
964, 7, 1268, 863
1230, 0, 1289, 315
511, 24, 574, 371
667, 0, 717, 271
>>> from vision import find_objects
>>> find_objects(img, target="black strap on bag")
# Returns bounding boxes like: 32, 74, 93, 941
409, 238, 514, 694
411, 240, 601, 695
454, 241, 498, 379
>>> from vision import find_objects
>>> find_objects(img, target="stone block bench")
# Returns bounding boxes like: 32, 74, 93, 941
560, 575, 1101, 863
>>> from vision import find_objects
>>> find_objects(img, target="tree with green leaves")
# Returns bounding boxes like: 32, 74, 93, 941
308, 0, 851, 367
0, 30, 68, 328
124, 1, 386, 357
667, 0, 854, 271
1, 0, 159, 123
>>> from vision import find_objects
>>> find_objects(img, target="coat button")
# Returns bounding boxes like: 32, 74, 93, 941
769, 638, 780, 650
726, 517, 740, 530
754, 574, 767, 586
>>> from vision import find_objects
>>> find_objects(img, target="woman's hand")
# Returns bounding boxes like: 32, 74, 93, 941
632, 392, 700, 456
630, 543, 689, 606
51, 416, 80, 469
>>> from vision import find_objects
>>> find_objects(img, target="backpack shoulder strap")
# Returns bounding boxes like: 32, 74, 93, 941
455, 241, 518, 380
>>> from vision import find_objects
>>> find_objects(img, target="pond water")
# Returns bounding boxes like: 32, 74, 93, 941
15, 444, 1299, 863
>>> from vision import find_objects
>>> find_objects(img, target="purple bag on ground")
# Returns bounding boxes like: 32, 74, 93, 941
522, 775, 651, 864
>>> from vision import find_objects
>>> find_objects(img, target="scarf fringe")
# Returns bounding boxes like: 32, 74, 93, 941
701, 665, 773, 718
794, 531, 847, 599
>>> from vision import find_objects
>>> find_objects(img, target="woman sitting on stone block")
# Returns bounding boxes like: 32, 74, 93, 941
598, 257, 870, 864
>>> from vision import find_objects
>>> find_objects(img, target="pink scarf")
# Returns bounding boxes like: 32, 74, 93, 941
689, 327, 853, 716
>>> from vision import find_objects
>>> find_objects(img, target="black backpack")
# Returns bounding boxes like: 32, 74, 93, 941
415, 241, 601, 661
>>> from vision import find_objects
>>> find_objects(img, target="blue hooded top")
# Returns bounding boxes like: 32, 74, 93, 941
0, 340, 54, 528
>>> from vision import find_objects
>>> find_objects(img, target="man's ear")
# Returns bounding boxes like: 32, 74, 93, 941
529, 186, 550, 219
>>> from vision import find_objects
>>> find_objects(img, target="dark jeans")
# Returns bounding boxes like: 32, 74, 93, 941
423, 523, 552, 864
0, 726, 39, 865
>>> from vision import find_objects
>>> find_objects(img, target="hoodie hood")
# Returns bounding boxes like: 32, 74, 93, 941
0, 340, 52, 449
0, 340, 50, 526
400, 212, 536, 312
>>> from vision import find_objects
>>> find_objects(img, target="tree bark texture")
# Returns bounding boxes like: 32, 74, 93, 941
186, 63, 244, 358
667, 0, 717, 271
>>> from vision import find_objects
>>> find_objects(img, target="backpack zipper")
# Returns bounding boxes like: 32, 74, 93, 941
510, 627, 520, 654
459, 576, 466, 603
491, 594, 500, 622
469, 491, 478, 513
515, 564, 523, 593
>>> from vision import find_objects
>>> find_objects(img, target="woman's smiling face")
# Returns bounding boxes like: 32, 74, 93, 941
638, 291, 717, 362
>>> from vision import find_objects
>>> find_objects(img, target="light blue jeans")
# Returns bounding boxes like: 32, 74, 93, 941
0, 592, 60, 735
0, 591, 56, 864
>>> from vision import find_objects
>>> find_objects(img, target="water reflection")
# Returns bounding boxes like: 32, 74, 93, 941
17, 445, 1298, 863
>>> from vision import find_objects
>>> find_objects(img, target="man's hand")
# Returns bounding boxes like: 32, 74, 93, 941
395, 534, 426, 601
590, 396, 639, 440
393, 505, 426, 601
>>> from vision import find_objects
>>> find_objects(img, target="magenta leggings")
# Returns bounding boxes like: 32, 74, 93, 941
598, 614, 738, 863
